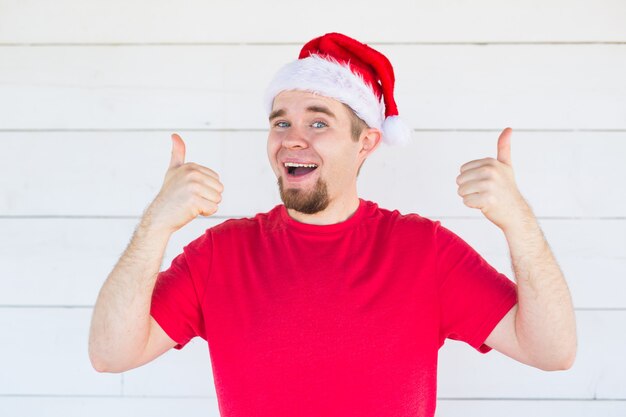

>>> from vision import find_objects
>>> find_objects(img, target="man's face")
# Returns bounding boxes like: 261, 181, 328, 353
267, 90, 365, 214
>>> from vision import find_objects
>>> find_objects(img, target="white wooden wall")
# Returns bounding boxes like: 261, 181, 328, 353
1, 1, 625, 416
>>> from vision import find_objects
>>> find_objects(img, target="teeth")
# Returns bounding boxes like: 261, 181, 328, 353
284, 162, 318, 168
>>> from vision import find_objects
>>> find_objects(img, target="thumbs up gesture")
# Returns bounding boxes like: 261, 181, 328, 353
147, 133, 224, 234
455, 128, 532, 232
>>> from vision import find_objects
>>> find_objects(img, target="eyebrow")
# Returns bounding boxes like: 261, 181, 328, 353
269, 105, 337, 121
269, 108, 286, 121
306, 105, 337, 119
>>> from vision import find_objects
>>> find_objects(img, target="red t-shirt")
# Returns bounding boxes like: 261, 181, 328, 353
150, 199, 517, 417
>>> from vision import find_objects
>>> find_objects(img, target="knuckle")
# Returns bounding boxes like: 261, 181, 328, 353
194, 196, 217, 217
200, 201, 212, 215
209, 169, 220, 179
481, 166, 495, 177
187, 169, 202, 181
187, 181, 201, 194
205, 202, 217, 216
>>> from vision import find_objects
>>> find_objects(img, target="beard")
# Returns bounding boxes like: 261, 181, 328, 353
278, 175, 330, 215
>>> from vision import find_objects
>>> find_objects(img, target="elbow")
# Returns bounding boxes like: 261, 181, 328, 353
91, 359, 111, 374
89, 351, 120, 374
557, 348, 577, 371
89, 338, 109, 373
541, 357, 574, 372
88, 343, 126, 374
556, 337, 578, 371
89, 353, 110, 373
538, 345, 577, 372
89, 355, 126, 374
88, 330, 146, 374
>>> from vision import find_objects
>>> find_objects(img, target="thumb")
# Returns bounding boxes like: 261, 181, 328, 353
169, 133, 186, 169
497, 127, 513, 166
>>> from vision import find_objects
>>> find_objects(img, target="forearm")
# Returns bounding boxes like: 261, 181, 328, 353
88, 205, 172, 372
503, 203, 577, 370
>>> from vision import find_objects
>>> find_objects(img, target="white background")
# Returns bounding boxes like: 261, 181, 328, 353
1, 1, 625, 416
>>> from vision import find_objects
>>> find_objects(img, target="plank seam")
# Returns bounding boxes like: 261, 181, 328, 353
1, 128, 625, 133
0, 394, 214, 399
439, 397, 626, 401
2, 216, 625, 221
0, 305, 623, 311
0, 42, 625, 47
0, 394, 624, 401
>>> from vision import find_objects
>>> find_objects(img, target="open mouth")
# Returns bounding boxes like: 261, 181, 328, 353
284, 162, 318, 177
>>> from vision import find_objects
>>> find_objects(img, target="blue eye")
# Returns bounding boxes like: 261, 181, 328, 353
312, 121, 327, 128
274, 121, 289, 128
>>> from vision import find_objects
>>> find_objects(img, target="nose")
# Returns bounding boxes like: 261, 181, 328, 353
282, 124, 309, 150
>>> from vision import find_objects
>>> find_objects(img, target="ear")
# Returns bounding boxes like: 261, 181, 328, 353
359, 128, 382, 159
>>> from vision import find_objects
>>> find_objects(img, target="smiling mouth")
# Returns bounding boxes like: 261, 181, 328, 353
284, 162, 318, 177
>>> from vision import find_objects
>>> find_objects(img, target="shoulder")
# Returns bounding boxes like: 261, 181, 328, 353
360, 200, 440, 261
366, 200, 437, 233
209, 205, 282, 237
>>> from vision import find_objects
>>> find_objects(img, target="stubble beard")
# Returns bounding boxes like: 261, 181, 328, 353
278, 176, 330, 215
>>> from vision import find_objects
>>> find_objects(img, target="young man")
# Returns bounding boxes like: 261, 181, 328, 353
89, 33, 577, 417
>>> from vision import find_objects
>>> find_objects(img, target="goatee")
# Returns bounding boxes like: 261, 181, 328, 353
278, 176, 330, 214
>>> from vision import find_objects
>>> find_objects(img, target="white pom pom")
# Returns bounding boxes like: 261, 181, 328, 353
381, 115, 412, 146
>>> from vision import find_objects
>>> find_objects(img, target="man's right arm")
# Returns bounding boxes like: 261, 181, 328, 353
88, 209, 176, 373
88, 133, 223, 373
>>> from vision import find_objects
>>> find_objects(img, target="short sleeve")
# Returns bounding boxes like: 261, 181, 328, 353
150, 230, 212, 350
435, 221, 518, 353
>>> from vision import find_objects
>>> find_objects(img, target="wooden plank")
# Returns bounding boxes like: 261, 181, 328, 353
441, 218, 626, 312
0, 217, 225, 307
437, 311, 626, 399
0, 397, 218, 417
122, 337, 215, 397
0, 397, 624, 417
436, 400, 626, 417
1, 0, 625, 43
0, 309, 623, 398
0, 45, 625, 129
0, 217, 624, 309
1, 131, 625, 218
360, 130, 626, 218
0, 308, 120, 395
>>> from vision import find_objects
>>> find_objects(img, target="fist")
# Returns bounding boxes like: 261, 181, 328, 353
456, 127, 531, 232
148, 133, 224, 233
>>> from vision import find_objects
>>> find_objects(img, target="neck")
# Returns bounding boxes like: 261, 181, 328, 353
286, 194, 360, 225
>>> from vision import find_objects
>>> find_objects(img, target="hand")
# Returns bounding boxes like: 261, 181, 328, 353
455, 127, 531, 232
147, 133, 224, 233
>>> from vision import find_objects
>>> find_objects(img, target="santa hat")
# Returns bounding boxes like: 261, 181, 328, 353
264, 32, 412, 146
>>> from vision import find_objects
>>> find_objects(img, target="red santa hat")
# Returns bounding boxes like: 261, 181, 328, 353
264, 32, 412, 145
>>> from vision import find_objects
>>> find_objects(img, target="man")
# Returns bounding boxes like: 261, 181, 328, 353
89, 33, 577, 417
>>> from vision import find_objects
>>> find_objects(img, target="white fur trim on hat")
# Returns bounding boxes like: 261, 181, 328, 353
264, 54, 385, 131
382, 115, 412, 146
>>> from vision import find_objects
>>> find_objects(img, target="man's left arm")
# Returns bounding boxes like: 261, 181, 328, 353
456, 127, 577, 371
